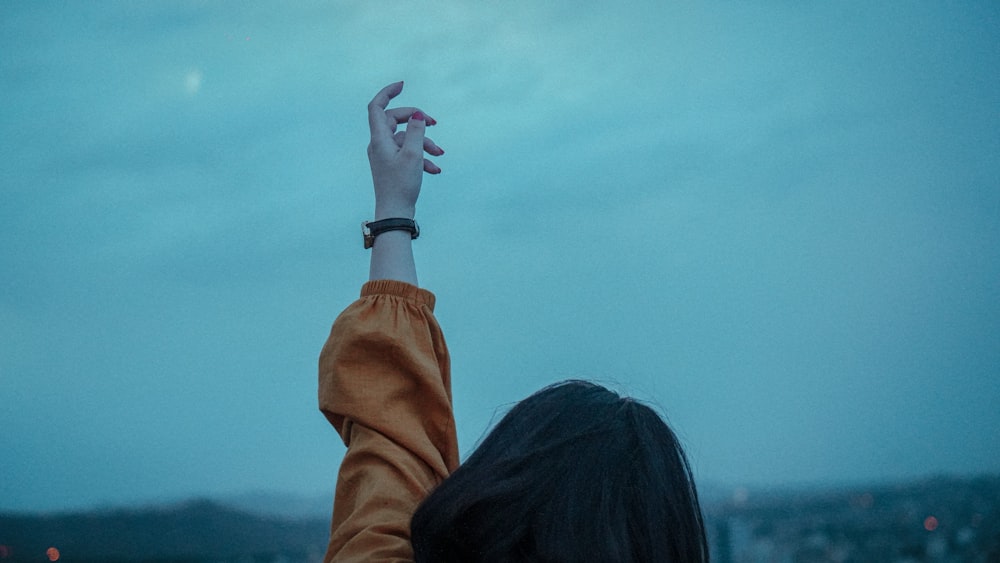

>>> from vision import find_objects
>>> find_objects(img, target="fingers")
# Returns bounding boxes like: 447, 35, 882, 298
393, 131, 445, 156
368, 82, 438, 151
402, 111, 427, 157
385, 107, 437, 127
393, 128, 444, 174
368, 83, 444, 173
368, 81, 404, 147
384, 107, 436, 137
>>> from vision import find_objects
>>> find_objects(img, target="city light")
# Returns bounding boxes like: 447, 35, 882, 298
924, 515, 939, 532
46, 547, 60, 561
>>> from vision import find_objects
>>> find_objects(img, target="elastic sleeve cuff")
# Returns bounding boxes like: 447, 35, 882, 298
361, 280, 436, 311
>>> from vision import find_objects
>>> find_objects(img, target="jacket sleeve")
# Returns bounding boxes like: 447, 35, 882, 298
318, 280, 460, 563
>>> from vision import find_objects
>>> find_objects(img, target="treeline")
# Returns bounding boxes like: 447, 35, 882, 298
0, 498, 328, 563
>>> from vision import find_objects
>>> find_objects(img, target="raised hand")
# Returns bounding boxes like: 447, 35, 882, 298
366, 81, 445, 220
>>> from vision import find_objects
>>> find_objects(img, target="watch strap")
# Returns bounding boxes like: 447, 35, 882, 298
362, 218, 420, 249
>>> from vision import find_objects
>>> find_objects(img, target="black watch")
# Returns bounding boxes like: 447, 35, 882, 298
362, 218, 420, 249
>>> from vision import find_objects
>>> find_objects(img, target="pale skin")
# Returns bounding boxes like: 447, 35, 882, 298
365, 81, 444, 285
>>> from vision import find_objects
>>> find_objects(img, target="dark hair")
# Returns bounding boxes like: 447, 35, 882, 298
411, 380, 709, 562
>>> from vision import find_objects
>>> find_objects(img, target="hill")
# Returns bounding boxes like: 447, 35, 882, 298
0, 498, 327, 563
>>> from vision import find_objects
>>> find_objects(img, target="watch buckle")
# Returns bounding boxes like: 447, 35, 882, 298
362, 221, 375, 249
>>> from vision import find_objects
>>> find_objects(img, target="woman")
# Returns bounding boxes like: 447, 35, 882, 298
319, 82, 709, 562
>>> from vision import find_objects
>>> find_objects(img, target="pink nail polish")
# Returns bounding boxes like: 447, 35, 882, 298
427, 116, 437, 126
412, 110, 426, 122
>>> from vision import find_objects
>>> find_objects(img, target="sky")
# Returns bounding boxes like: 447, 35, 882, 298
1, 1, 998, 513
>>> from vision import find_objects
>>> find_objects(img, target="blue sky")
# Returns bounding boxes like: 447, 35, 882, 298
2, 1, 998, 512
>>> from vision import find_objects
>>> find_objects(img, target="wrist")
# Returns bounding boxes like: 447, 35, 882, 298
374, 203, 415, 220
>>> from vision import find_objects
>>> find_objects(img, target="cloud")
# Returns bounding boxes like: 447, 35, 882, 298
2, 1, 999, 511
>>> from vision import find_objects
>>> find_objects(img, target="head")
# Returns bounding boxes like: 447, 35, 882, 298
411, 380, 709, 562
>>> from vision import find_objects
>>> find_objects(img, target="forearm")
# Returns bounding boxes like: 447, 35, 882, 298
368, 204, 417, 285
363, 81, 440, 289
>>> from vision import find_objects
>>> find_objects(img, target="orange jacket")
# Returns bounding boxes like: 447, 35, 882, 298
318, 280, 460, 562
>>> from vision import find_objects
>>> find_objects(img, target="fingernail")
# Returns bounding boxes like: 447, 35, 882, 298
427, 116, 437, 126
412, 110, 426, 122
